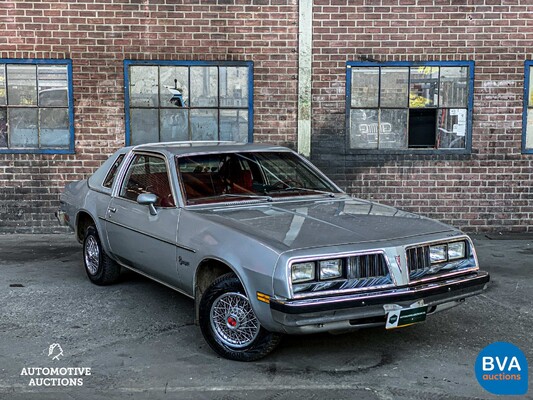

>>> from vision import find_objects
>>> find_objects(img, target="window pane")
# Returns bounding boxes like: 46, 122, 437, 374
380, 67, 408, 107
408, 108, 437, 148
220, 67, 248, 107
0, 65, 6, 106
38, 65, 68, 107
409, 66, 439, 108
160, 108, 188, 141
121, 155, 174, 207
349, 109, 378, 149
130, 108, 159, 145
7, 65, 37, 106
190, 67, 218, 107
130, 66, 158, 107
0, 108, 6, 146
439, 67, 468, 107
9, 108, 38, 147
159, 66, 188, 107
220, 109, 248, 142
379, 109, 407, 149
351, 68, 378, 108
40, 108, 69, 148
437, 108, 466, 149
190, 109, 218, 140
527, 112, 533, 149
103, 154, 125, 188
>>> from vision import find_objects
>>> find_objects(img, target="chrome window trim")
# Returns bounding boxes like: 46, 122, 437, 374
287, 250, 395, 299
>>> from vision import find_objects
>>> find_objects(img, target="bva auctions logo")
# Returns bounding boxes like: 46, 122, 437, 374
475, 342, 528, 395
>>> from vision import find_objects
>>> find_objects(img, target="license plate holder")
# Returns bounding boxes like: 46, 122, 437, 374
385, 305, 428, 329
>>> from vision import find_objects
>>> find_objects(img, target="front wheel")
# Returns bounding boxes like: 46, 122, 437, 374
199, 273, 282, 361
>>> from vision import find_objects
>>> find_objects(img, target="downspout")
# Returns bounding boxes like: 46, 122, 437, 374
297, 0, 312, 157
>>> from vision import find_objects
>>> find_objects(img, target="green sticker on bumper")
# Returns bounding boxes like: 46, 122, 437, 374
386, 305, 428, 329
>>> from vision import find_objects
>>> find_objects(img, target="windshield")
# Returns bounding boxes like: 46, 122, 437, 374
176, 151, 341, 205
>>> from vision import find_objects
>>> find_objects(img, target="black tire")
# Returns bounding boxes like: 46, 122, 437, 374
199, 273, 282, 361
83, 225, 121, 285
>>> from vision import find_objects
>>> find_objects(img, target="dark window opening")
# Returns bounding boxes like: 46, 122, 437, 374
408, 109, 437, 148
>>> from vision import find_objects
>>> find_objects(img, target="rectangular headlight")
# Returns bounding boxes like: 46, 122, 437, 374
448, 241, 466, 260
291, 262, 315, 283
319, 259, 343, 280
429, 244, 447, 263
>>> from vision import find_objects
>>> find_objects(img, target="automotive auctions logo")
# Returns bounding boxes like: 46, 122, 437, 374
475, 342, 528, 395
20, 343, 91, 387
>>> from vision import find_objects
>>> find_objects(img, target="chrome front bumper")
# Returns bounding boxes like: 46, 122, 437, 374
270, 271, 490, 334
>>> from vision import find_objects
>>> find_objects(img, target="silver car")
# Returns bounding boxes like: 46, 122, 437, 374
57, 141, 490, 361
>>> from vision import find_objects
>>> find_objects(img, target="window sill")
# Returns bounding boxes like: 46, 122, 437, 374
345, 148, 471, 156
0, 148, 75, 155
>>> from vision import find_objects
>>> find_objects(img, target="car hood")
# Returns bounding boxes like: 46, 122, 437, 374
190, 196, 456, 252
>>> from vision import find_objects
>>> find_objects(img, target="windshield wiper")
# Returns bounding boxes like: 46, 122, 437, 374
267, 186, 337, 197
219, 193, 273, 201
190, 193, 273, 203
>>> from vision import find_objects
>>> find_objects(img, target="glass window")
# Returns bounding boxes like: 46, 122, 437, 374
0, 60, 73, 153
347, 62, 473, 152
523, 61, 533, 153
125, 61, 253, 145
103, 154, 125, 189
177, 151, 340, 205
120, 154, 175, 207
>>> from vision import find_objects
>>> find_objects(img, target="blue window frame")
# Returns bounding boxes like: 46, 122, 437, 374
124, 60, 253, 145
346, 61, 474, 154
0, 59, 74, 154
523, 61, 533, 154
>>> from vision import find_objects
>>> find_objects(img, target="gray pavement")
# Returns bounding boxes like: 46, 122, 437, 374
0, 234, 531, 400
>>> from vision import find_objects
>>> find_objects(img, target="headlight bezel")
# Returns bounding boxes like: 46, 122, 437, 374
428, 240, 468, 264
447, 241, 466, 261
291, 261, 316, 283
319, 258, 343, 280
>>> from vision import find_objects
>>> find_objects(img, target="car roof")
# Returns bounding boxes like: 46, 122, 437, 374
131, 141, 292, 157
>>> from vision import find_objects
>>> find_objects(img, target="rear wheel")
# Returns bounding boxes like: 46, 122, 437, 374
83, 225, 121, 285
199, 273, 282, 361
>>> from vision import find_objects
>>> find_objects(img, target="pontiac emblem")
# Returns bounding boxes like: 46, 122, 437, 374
395, 255, 402, 272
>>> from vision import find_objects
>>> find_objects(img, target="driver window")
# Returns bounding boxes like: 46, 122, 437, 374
120, 154, 175, 207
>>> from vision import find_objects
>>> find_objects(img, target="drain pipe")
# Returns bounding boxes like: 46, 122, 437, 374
297, 0, 312, 157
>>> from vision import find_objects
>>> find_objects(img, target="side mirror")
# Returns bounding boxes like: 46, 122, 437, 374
137, 193, 158, 216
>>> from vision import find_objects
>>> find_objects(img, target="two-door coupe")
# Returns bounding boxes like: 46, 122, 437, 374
57, 141, 490, 361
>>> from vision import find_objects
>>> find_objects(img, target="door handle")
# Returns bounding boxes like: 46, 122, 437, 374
108, 207, 116, 213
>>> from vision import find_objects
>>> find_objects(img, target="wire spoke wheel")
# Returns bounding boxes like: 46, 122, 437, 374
84, 235, 100, 275
210, 292, 260, 349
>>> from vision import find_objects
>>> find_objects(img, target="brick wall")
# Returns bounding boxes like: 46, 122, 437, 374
0, 0, 298, 233
311, 0, 533, 232
1, 0, 531, 233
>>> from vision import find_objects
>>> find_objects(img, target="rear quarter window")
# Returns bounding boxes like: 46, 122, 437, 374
102, 154, 125, 188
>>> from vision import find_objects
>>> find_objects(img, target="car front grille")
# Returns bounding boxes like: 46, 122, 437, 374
406, 241, 473, 281
406, 245, 431, 274
350, 253, 389, 279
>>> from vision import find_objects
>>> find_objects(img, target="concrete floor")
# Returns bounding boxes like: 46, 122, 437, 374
0, 234, 531, 400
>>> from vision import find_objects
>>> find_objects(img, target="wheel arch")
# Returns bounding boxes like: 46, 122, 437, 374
194, 257, 247, 324
75, 210, 96, 243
